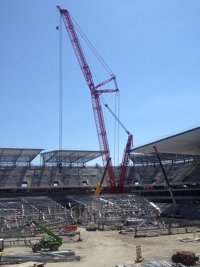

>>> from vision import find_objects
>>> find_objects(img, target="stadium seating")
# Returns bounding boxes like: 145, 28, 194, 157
0, 161, 200, 189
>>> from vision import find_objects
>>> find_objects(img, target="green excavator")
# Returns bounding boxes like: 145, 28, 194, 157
26, 220, 62, 252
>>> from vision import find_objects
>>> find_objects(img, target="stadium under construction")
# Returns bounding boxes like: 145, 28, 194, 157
0, 6, 200, 266
0, 126, 200, 236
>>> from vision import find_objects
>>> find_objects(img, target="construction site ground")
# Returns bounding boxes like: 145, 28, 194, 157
3, 227, 200, 267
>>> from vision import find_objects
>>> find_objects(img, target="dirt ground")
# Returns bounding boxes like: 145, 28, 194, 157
4, 228, 200, 267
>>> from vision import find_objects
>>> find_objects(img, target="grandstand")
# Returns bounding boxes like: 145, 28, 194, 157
0, 126, 200, 203
0, 148, 111, 199
128, 126, 200, 202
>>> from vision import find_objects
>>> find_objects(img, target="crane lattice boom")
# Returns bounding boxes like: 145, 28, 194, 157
57, 6, 117, 191
57, 6, 133, 193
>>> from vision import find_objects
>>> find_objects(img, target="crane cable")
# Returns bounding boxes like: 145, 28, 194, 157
115, 93, 120, 166
71, 15, 114, 76
113, 93, 120, 166
101, 92, 121, 166
71, 14, 122, 166
56, 12, 63, 166
117, 93, 120, 166
58, 10, 122, 167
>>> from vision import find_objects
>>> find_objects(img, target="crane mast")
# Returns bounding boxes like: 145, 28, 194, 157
117, 133, 133, 192
57, 6, 117, 192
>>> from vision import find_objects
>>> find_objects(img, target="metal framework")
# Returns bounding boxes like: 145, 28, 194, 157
130, 152, 200, 166
0, 196, 75, 237
0, 148, 43, 167
41, 150, 104, 167
66, 194, 160, 227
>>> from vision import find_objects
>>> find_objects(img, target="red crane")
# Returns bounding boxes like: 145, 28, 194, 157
57, 6, 133, 193
102, 101, 133, 192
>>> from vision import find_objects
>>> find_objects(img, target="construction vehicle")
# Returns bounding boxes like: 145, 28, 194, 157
57, 6, 133, 194
172, 251, 199, 266
27, 220, 62, 252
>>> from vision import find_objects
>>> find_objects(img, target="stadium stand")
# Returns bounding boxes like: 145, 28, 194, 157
0, 127, 200, 228
130, 126, 200, 186
0, 126, 200, 203
125, 161, 200, 186
0, 149, 108, 196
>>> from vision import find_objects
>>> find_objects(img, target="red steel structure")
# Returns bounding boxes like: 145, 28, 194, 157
118, 133, 133, 192
57, 6, 133, 193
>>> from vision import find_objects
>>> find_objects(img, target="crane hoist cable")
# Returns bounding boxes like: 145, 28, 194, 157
100, 96, 130, 136
101, 92, 121, 167
56, 14, 63, 168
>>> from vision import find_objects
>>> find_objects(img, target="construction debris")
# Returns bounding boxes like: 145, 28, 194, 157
0, 250, 80, 264
4, 262, 45, 267
144, 260, 172, 267
178, 236, 200, 242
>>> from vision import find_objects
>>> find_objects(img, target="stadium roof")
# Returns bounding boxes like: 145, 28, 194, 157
130, 126, 200, 164
41, 150, 105, 166
131, 126, 200, 155
0, 148, 43, 166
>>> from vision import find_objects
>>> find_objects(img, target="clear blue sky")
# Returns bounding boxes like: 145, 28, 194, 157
0, 1, 200, 165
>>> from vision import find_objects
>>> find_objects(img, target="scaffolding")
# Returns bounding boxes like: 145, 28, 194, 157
66, 194, 160, 228
0, 196, 75, 238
